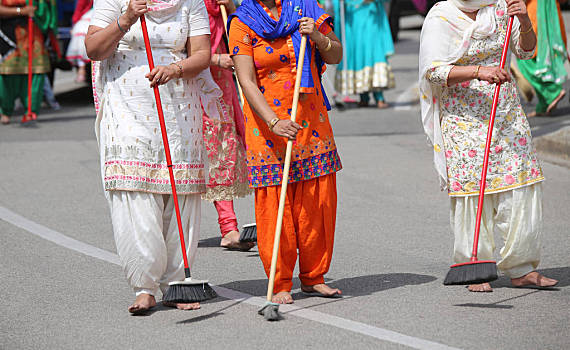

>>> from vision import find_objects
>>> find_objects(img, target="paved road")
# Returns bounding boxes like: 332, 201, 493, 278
1, 18, 569, 350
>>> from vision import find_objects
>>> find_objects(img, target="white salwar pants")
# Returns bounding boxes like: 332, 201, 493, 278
107, 191, 201, 296
450, 183, 542, 278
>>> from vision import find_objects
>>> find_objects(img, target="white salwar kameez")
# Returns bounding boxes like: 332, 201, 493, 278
92, 0, 212, 296
420, 0, 545, 278
108, 192, 201, 296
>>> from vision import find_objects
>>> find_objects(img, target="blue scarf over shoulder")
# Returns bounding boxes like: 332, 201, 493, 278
228, 0, 331, 110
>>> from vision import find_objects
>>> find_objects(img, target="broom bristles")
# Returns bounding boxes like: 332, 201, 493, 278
239, 223, 257, 243
258, 302, 280, 321
163, 282, 217, 303
443, 261, 498, 285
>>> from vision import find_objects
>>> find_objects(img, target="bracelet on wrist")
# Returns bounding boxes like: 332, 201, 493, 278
520, 25, 533, 35
170, 62, 183, 78
16, 7, 21, 15
322, 37, 332, 52
117, 16, 129, 34
474, 65, 481, 80
268, 117, 280, 132
217, 54, 221, 66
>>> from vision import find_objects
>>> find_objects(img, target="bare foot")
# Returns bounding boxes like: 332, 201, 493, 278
1, 115, 9, 125
376, 101, 389, 109
272, 291, 293, 304
301, 283, 342, 297
546, 89, 566, 114
75, 66, 86, 83
511, 271, 558, 288
163, 301, 201, 310
128, 293, 156, 314
467, 283, 493, 292
220, 230, 254, 251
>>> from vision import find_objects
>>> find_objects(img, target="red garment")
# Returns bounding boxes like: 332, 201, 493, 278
214, 200, 239, 236
72, 0, 93, 25
204, 0, 245, 141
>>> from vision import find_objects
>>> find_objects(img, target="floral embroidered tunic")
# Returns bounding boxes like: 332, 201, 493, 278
228, 0, 342, 188
92, 0, 210, 194
425, 2, 544, 196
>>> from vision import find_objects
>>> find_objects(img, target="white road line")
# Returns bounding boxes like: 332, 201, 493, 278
1, 206, 460, 350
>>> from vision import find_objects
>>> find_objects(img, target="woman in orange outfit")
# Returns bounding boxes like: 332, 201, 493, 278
229, 0, 343, 303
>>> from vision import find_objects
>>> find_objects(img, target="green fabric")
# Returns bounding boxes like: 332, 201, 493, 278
517, 0, 567, 113
0, 74, 45, 116
360, 91, 385, 103
33, 0, 58, 34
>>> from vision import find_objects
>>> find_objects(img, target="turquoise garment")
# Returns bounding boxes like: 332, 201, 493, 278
333, 0, 395, 95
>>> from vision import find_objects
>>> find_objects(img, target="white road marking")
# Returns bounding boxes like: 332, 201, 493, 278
1, 206, 460, 350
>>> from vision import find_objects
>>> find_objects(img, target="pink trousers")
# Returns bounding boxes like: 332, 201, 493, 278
214, 200, 238, 237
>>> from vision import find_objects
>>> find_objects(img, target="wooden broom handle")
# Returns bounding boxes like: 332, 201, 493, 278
266, 35, 308, 302
220, 4, 245, 104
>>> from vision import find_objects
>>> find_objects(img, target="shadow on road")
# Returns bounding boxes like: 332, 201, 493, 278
218, 273, 436, 299
454, 290, 540, 309
176, 300, 243, 324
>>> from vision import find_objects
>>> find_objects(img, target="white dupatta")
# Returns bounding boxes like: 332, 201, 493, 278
419, 0, 498, 189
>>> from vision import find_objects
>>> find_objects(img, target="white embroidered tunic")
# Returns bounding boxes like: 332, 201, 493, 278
92, 0, 211, 194
424, 1, 544, 196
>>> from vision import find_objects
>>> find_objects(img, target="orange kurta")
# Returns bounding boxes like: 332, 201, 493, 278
229, 0, 340, 293
228, 3, 341, 189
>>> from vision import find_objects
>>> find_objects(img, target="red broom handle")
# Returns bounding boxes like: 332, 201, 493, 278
27, 0, 33, 116
140, 16, 191, 277
471, 16, 514, 261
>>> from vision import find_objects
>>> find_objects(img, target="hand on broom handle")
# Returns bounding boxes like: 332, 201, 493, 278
220, 4, 245, 105
266, 35, 308, 303
471, 16, 514, 261
140, 15, 192, 278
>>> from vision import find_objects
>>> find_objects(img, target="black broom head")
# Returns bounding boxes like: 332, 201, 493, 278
443, 260, 498, 285
258, 302, 280, 321
239, 223, 257, 243
163, 278, 217, 303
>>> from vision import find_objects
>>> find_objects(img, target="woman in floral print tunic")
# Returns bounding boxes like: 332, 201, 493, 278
419, 0, 557, 292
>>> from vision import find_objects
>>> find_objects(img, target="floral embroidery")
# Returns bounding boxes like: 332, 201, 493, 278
433, 0, 543, 196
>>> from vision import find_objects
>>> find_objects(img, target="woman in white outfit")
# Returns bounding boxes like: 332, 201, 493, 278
86, 0, 211, 313
419, 0, 557, 292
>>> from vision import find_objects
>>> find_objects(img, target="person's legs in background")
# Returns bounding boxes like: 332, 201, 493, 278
215, 200, 254, 250
373, 90, 388, 109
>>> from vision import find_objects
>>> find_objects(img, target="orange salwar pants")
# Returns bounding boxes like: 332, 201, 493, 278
254, 173, 337, 294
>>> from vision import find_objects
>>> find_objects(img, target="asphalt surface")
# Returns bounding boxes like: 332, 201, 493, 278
1, 16, 569, 350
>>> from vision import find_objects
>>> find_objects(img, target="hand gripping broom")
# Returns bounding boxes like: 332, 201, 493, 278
258, 35, 307, 321
21, 0, 37, 125
139, 15, 217, 302
220, 4, 257, 243
443, 16, 514, 286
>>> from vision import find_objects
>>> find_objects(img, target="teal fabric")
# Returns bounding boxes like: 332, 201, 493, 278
517, 0, 567, 113
360, 91, 384, 103
332, 0, 394, 75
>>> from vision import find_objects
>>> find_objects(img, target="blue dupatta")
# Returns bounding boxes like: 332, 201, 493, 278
228, 0, 331, 110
